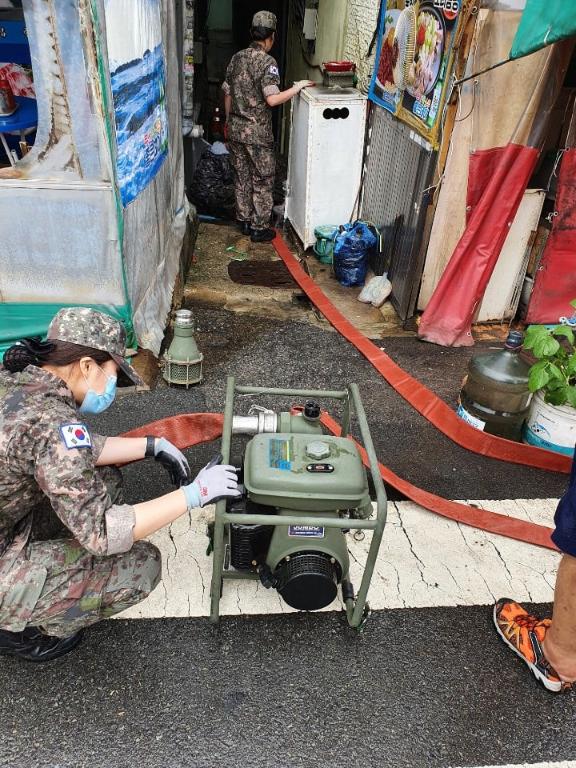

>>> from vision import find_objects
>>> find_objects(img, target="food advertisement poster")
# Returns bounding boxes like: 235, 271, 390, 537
104, 0, 169, 206
368, 0, 462, 149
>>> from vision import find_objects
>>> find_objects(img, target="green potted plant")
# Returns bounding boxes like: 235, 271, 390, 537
523, 301, 576, 455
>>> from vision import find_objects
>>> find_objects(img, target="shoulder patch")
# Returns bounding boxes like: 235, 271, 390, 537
60, 423, 93, 450
268, 65, 279, 76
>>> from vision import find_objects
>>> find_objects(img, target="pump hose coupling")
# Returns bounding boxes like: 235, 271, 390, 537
232, 406, 278, 435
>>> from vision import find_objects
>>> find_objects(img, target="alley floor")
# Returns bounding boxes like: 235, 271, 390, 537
1, 224, 572, 768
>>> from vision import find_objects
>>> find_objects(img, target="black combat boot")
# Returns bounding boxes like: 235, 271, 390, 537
237, 220, 251, 236
0, 626, 83, 662
250, 227, 276, 243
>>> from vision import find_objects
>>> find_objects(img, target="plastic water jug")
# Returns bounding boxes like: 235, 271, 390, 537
457, 331, 532, 441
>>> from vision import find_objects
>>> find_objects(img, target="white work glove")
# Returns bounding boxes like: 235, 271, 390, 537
182, 462, 240, 509
150, 437, 191, 487
293, 80, 315, 93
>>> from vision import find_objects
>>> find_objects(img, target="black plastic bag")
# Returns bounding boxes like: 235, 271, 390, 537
188, 147, 236, 218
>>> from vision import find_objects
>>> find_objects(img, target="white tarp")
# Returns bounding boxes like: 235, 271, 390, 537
0, 0, 187, 356
98, 0, 188, 352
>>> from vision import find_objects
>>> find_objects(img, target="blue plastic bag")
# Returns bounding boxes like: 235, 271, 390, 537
333, 221, 378, 287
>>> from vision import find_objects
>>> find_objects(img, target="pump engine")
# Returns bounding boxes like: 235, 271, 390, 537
211, 396, 374, 613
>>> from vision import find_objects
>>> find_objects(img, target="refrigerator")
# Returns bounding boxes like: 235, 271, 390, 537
285, 86, 367, 250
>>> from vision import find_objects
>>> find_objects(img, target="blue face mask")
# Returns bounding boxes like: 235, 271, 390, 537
79, 367, 117, 415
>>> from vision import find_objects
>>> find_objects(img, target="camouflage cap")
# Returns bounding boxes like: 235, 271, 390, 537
47, 307, 143, 386
252, 10, 277, 30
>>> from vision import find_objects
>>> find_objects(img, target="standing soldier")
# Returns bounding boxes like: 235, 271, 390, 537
222, 10, 314, 242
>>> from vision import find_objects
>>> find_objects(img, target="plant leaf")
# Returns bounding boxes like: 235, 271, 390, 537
547, 362, 565, 381
570, 298, 576, 309
533, 335, 560, 358
546, 377, 564, 391
566, 353, 576, 375
528, 360, 551, 392
523, 325, 549, 351
552, 325, 575, 345
566, 387, 576, 409
545, 388, 568, 406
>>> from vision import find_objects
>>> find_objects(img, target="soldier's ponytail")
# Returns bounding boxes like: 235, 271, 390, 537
251, 25, 275, 41
3, 338, 111, 372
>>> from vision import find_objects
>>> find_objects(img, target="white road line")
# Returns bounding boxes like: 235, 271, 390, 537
116, 498, 560, 620
459, 763, 576, 768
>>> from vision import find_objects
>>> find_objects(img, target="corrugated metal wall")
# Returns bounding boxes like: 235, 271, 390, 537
361, 105, 437, 320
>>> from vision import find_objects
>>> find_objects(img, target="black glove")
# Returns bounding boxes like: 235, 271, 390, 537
146, 436, 192, 487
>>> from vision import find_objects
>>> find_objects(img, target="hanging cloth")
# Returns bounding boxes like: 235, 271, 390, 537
511, 0, 576, 60
418, 10, 573, 346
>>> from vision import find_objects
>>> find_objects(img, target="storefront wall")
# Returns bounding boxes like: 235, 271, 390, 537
285, 0, 348, 85
418, 9, 552, 313
342, 0, 380, 93
285, 0, 379, 92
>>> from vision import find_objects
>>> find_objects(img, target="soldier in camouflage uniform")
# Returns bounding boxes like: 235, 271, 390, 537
0, 308, 239, 662
222, 11, 314, 242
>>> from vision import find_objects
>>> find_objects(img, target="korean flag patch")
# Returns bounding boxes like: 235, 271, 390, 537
269, 65, 279, 76
60, 423, 93, 450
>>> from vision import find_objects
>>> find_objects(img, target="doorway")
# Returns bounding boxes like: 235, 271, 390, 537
194, 0, 289, 142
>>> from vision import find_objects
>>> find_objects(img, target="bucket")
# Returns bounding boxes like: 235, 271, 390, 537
313, 225, 338, 264
522, 391, 576, 456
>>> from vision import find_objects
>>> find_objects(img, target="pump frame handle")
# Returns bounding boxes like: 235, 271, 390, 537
209, 377, 388, 629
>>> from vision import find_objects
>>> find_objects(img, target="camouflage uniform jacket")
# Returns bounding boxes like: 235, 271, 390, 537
0, 366, 136, 625
222, 43, 281, 147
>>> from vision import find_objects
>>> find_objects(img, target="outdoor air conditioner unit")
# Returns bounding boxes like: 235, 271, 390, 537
286, 86, 367, 251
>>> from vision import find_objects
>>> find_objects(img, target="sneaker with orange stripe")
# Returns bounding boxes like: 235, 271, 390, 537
493, 598, 573, 693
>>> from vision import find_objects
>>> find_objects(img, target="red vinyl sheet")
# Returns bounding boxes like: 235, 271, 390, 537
272, 230, 570, 474
418, 143, 539, 347
526, 148, 576, 324
466, 147, 509, 224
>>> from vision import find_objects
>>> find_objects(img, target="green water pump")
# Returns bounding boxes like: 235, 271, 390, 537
209, 378, 388, 629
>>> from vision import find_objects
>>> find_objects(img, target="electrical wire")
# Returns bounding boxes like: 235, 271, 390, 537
454, 80, 477, 122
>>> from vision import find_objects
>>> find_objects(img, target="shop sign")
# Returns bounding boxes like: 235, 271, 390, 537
368, 0, 463, 149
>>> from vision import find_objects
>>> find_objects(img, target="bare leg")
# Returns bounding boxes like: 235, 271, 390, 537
542, 553, 576, 680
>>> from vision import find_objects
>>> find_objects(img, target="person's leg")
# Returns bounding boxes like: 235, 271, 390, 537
26, 538, 161, 638
542, 553, 576, 679
247, 144, 275, 237
494, 461, 576, 692
228, 140, 254, 227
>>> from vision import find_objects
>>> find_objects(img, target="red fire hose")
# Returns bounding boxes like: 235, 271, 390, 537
120, 232, 566, 551
272, 232, 571, 475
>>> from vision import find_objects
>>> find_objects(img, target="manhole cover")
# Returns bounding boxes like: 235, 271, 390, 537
228, 259, 298, 289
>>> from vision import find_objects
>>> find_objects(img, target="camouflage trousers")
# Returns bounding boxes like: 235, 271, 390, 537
228, 140, 275, 230
15, 466, 161, 638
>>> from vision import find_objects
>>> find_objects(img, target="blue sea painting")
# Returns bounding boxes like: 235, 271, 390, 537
105, 0, 168, 206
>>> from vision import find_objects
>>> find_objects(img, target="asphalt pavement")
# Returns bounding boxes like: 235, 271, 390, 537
93, 306, 568, 502
0, 306, 572, 768
1, 607, 574, 768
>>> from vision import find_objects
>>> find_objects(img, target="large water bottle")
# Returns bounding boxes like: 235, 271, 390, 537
457, 331, 532, 441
